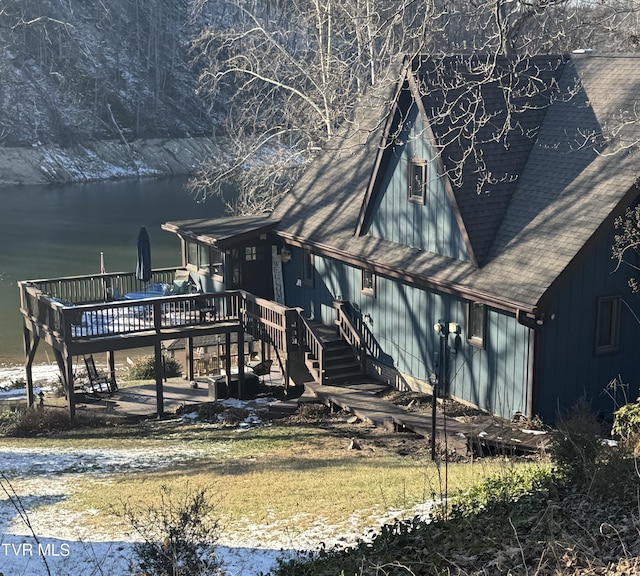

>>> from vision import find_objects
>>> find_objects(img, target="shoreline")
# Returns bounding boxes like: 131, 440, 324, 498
0, 136, 221, 187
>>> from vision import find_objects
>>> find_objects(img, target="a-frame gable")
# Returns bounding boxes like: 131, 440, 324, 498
355, 70, 476, 265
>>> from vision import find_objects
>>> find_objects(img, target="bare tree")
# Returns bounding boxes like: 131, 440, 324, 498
188, 0, 437, 213
613, 204, 640, 294
187, 0, 640, 214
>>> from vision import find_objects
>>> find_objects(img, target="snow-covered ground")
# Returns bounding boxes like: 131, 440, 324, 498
0, 445, 292, 576
0, 363, 61, 393
0, 443, 432, 576
0, 363, 433, 576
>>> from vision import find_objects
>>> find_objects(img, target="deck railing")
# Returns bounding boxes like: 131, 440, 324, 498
333, 301, 366, 372
334, 300, 386, 364
28, 268, 178, 305
298, 314, 325, 382
18, 275, 299, 360
240, 291, 299, 352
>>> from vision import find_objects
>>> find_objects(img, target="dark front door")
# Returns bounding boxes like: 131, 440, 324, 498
231, 243, 274, 299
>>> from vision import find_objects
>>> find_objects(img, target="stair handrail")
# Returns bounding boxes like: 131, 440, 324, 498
333, 301, 366, 372
298, 314, 325, 383
237, 291, 300, 391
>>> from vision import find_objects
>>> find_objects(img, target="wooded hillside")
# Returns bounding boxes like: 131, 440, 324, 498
0, 0, 214, 147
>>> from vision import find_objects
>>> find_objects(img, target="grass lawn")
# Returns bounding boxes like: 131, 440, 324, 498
0, 416, 545, 540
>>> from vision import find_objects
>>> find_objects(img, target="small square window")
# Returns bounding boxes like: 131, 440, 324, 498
361, 270, 375, 296
595, 296, 620, 355
467, 302, 486, 348
408, 158, 427, 204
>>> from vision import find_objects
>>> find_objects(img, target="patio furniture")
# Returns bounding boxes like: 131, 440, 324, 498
84, 355, 117, 394
250, 359, 273, 384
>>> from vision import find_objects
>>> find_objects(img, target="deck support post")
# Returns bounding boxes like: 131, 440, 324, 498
23, 328, 40, 408
107, 351, 116, 384
53, 348, 75, 421
154, 343, 164, 418
224, 333, 232, 387
66, 353, 75, 422
186, 337, 194, 381
238, 329, 245, 399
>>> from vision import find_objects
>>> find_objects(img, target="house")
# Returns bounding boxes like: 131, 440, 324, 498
163, 53, 640, 423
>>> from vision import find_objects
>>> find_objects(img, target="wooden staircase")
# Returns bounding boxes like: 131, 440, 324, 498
300, 319, 365, 385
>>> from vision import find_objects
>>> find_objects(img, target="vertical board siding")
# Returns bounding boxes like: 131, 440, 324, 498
363, 105, 469, 262
282, 246, 530, 418
536, 234, 640, 422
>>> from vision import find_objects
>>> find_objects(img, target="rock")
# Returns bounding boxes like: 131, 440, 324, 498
347, 415, 359, 424
348, 438, 362, 450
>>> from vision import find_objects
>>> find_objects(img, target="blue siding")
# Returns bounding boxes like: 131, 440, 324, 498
363, 105, 469, 261
536, 234, 640, 422
282, 245, 530, 418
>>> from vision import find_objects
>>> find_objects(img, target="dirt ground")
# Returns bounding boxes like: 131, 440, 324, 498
279, 389, 546, 462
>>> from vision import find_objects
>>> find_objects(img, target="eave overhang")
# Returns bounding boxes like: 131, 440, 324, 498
275, 229, 539, 318
162, 215, 279, 250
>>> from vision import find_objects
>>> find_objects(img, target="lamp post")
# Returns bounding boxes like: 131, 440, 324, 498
432, 321, 448, 460
431, 321, 461, 460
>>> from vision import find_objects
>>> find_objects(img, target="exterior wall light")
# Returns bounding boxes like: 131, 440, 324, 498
280, 247, 292, 263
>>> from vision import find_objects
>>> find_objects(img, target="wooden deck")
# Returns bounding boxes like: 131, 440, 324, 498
304, 381, 551, 455
18, 270, 301, 421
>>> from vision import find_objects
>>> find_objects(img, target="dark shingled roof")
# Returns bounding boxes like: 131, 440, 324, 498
162, 215, 277, 249
272, 54, 640, 312
416, 55, 568, 265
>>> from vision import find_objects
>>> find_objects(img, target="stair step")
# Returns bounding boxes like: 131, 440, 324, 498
324, 360, 362, 373
323, 371, 365, 384
324, 350, 355, 362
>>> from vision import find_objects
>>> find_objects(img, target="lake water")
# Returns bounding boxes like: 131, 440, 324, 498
0, 176, 226, 364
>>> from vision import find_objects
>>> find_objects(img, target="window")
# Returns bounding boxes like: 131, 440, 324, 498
302, 248, 314, 286
467, 302, 486, 348
595, 296, 621, 355
230, 248, 241, 287
186, 242, 223, 279
361, 269, 376, 296
244, 245, 264, 261
198, 245, 211, 273
186, 241, 199, 267
408, 158, 427, 204
211, 248, 224, 278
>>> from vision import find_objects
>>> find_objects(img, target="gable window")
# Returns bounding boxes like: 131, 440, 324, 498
408, 158, 427, 204
361, 269, 376, 296
467, 302, 486, 348
595, 296, 620, 355
302, 248, 314, 286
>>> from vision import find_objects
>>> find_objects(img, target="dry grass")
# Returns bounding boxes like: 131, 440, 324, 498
56, 422, 540, 537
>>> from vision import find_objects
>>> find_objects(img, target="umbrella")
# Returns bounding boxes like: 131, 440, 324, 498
136, 226, 152, 284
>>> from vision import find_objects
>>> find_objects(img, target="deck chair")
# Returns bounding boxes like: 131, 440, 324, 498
84, 355, 117, 394
250, 359, 273, 384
